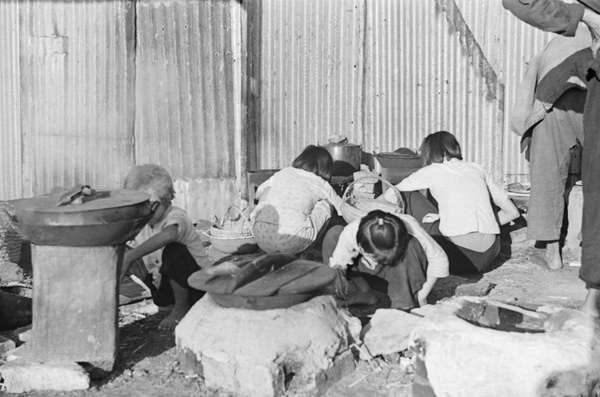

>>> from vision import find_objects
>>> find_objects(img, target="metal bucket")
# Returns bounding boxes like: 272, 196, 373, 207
320, 143, 362, 176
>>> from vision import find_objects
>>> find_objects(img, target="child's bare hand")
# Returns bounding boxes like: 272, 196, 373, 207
422, 213, 440, 223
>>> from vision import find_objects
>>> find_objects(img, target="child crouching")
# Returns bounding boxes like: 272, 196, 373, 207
323, 210, 449, 311
121, 164, 210, 331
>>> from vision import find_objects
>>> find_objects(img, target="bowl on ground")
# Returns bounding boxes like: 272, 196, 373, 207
207, 232, 259, 255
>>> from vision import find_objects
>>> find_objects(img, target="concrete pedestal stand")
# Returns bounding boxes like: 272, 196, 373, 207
31, 245, 122, 370
0, 245, 123, 393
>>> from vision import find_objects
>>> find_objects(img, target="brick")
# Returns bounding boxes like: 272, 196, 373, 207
455, 282, 496, 297
361, 309, 422, 358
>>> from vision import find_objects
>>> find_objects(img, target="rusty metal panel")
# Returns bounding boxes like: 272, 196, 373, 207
19, 0, 136, 197
135, 0, 237, 180
364, 0, 505, 180
253, 0, 366, 169
0, 1, 21, 200
253, 0, 555, 184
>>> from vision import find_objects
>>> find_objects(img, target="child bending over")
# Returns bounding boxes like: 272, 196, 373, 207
384, 131, 520, 274
121, 164, 210, 331
251, 145, 345, 255
323, 210, 449, 311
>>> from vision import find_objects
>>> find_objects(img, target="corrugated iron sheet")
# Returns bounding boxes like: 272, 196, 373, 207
0, 0, 568, 219
0, 1, 21, 200
135, 0, 241, 220
252, 0, 555, 184
135, 0, 237, 179
365, 0, 504, 178
19, 0, 136, 197
252, 0, 366, 168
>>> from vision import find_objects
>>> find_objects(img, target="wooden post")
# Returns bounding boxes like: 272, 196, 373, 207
31, 245, 123, 371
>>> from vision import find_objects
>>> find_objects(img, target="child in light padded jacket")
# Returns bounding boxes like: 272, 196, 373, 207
383, 131, 520, 274
251, 145, 344, 255
121, 164, 210, 331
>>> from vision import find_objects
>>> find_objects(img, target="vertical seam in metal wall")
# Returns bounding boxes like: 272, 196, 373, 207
360, 0, 368, 144
131, 0, 138, 166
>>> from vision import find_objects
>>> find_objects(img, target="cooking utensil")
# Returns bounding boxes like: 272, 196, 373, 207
7, 186, 156, 246
235, 260, 335, 295
189, 253, 297, 294
188, 254, 337, 310
8, 188, 153, 226
12, 213, 154, 246
320, 142, 362, 176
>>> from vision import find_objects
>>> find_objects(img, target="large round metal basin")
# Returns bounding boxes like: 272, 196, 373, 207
12, 214, 153, 247
7, 188, 154, 246
7, 189, 152, 225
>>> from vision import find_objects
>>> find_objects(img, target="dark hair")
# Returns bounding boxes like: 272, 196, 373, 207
356, 210, 410, 266
292, 145, 334, 182
419, 130, 463, 166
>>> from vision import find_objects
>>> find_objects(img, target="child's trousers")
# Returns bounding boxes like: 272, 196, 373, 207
150, 242, 205, 307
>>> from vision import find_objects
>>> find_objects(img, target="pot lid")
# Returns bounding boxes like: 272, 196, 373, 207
188, 253, 336, 296
10, 188, 150, 215
7, 187, 152, 226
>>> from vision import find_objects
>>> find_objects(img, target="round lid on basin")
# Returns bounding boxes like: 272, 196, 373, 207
8, 188, 152, 226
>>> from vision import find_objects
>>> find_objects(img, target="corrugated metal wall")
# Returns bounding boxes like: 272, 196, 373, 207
0, 1, 21, 200
18, 0, 136, 197
365, 0, 503, 178
135, 0, 242, 220
0, 0, 567, 219
251, 0, 556, 183
248, 0, 366, 168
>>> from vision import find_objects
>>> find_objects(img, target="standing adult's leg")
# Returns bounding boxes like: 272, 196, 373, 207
528, 88, 585, 269
580, 69, 600, 316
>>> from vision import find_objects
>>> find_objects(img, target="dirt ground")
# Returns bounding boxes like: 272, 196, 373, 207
1, 221, 591, 397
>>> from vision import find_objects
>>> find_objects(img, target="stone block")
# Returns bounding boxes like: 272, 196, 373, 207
0, 262, 24, 285
454, 282, 496, 297
409, 297, 600, 396
361, 309, 422, 359
12, 324, 32, 343
0, 335, 16, 356
0, 359, 90, 393
509, 226, 529, 244
176, 295, 361, 397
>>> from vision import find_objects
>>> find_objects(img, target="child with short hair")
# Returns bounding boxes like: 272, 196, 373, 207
323, 210, 449, 310
251, 145, 345, 255
384, 131, 520, 274
121, 164, 210, 331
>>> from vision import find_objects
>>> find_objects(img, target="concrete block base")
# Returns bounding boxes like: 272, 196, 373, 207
176, 295, 361, 397
0, 358, 90, 393
409, 297, 600, 396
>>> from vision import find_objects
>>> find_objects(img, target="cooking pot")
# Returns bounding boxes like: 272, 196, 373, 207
6, 186, 156, 246
7, 186, 153, 226
320, 142, 362, 176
